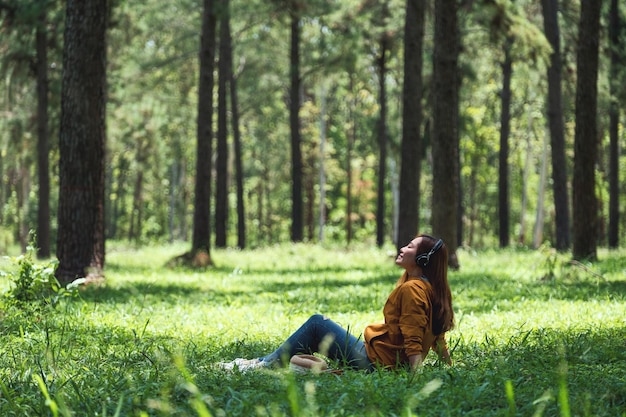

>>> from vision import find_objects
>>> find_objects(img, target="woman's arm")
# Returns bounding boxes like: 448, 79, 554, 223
397, 283, 430, 363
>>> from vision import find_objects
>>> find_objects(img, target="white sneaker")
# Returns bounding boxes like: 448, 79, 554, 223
215, 358, 267, 372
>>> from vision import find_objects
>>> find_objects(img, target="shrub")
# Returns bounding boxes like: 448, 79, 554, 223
1, 243, 79, 307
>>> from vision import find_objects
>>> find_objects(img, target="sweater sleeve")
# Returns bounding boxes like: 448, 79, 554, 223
397, 282, 430, 357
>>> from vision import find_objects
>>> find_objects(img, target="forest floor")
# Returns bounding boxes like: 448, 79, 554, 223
1, 242, 625, 416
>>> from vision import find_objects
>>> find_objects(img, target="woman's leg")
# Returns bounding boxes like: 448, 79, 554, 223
260, 314, 373, 370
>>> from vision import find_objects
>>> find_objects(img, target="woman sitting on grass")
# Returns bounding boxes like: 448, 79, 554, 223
217, 234, 454, 372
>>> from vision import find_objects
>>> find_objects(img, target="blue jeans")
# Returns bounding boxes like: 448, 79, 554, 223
260, 314, 373, 371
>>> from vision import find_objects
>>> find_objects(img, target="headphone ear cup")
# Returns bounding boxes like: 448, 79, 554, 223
415, 238, 443, 267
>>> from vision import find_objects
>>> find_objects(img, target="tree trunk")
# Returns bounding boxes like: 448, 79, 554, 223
128, 169, 144, 242
36, 10, 50, 259
518, 111, 533, 245
572, 0, 602, 261
168, 161, 179, 243
215, 0, 229, 248
110, 154, 129, 240
498, 37, 512, 248
18, 165, 31, 253
533, 126, 549, 248
376, 6, 390, 247
318, 85, 327, 242
608, 0, 620, 248
56, 0, 108, 283
262, 165, 272, 242
289, 6, 303, 242
192, 0, 216, 262
347, 72, 355, 244
468, 158, 477, 247
129, 137, 149, 242
305, 149, 315, 241
541, 0, 571, 251
432, 0, 460, 268
397, 0, 425, 249
226, 12, 246, 249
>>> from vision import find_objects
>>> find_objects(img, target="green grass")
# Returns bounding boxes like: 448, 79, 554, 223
1, 242, 625, 416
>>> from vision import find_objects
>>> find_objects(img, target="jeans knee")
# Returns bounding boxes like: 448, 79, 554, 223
308, 313, 327, 324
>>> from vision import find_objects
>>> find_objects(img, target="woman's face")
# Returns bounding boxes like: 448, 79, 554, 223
395, 237, 422, 270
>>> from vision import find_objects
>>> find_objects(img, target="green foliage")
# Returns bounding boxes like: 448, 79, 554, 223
1, 240, 80, 307
2, 245, 59, 305
477, 0, 552, 63
1, 243, 625, 416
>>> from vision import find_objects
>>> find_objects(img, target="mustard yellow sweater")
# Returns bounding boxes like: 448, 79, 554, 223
364, 278, 447, 367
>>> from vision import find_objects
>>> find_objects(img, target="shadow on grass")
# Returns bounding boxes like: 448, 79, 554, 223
451, 269, 626, 314
254, 272, 397, 291
106, 258, 384, 277
94, 249, 625, 314
79, 282, 251, 306
81, 264, 397, 307
86, 274, 624, 314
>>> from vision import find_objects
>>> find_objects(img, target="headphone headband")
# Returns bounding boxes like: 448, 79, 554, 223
415, 238, 443, 267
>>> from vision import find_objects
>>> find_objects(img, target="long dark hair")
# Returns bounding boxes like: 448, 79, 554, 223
418, 235, 455, 335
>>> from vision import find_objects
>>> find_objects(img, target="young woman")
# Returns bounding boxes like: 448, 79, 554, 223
216, 234, 454, 372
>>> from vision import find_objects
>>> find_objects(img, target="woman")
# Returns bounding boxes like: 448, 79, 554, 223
216, 234, 454, 372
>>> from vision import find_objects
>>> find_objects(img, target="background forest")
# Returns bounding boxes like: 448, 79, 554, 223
0, 0, 625, 268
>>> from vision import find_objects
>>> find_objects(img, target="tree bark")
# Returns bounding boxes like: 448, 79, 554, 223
56, 0, 107, 283
432, 0, 460, 268
318, 85, 327, 242
397, 0, 425, 249
192, 0, 216, 261
111, 155, 130, 240
346, 73, 355, 244
215, 0, 230, 248
226, 7, 246, 249
541, 0, 571, 251
128, 169, 144, 242
498, 37, 512, 248
533, 127, 549, 248
608, 0, 620, 249
289, 5, 303, 242
376, 2, 390, 247
572, 0, 602, 261
36, 10, 50, 259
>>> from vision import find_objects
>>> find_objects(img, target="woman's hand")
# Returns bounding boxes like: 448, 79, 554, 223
408, 354, 423, 370
434, 338, 453, 365
440, 348, 452, 365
